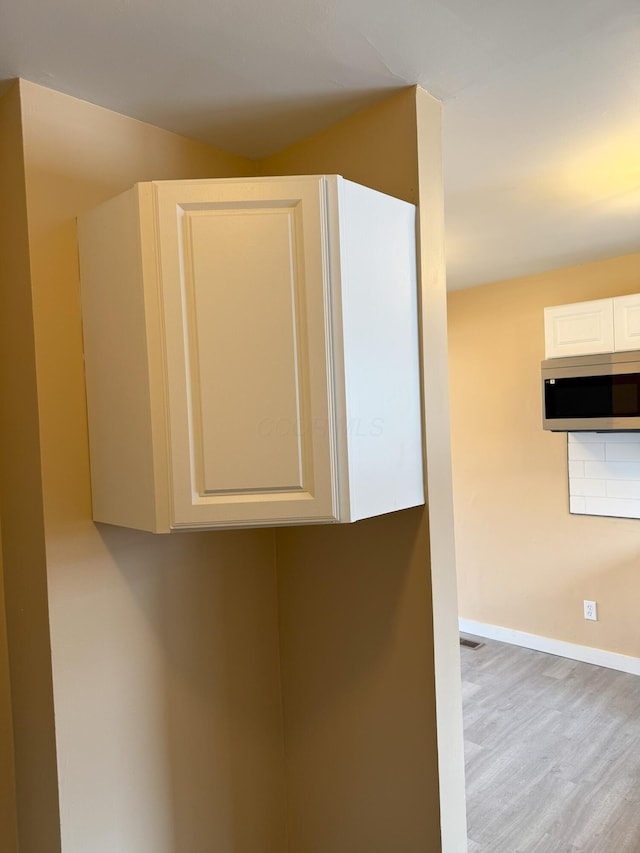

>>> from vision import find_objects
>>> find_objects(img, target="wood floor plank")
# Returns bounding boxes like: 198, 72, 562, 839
461, 635, 640, 853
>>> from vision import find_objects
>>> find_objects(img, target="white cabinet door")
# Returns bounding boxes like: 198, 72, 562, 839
613, 294, 640, 352
153, 178, 339, 529
544, 298, 614, 359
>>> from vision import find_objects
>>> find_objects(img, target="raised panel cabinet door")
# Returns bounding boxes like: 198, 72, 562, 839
152, 177, 341, 529
544, 299, 614, 359
613, 294, 640, 352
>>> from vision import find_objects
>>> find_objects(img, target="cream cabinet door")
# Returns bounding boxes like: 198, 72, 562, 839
613, 294, 640, 352
544, 298, 614, 359
152, 178, 340, 528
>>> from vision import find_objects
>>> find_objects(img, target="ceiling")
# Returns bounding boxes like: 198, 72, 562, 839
1, 0, 638, 289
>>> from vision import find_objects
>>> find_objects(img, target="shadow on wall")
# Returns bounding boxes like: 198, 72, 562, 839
96, 522, 285, 851
94, 507, 430, 851
276, 507, 429, 721
274, 506, 442, 852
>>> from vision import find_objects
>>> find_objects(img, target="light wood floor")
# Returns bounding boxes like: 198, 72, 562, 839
461, 635, 640, 853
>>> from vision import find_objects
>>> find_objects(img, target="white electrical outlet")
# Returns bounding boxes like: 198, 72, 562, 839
584, 600, 598, 621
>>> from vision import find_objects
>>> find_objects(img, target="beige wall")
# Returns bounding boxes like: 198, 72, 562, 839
0, 81, 58, 853
260, 87, 419, 203
1, 79, 461, 853
0, 530, 18, 853
15, 80, 288, 853
0, 84, 21, 853
263, 87, 463, 852
448, 253, 640, 657
415, 87, 467, 852
274, 512, 440, 852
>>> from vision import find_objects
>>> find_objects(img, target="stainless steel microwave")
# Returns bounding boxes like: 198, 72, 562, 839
542, 352, 640, 432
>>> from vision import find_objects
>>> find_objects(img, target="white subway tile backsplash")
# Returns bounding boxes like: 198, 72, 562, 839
569, 495, 586, 514
569, 478, 606, 497
606, 442, 640, 462
568, 432, 601, 443
568, 432, 640, 520
584, 459, 640, 480
584, 496, 640, 519
568, 460, 585, 478
606, 479, 640, 499
568, 441, 605, 461
593, 431, 640, 443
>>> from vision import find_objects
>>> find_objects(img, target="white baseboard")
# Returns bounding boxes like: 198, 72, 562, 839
459, 618, 640, 677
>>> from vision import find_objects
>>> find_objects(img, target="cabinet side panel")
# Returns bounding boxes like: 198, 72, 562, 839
78, 189, 161, 531
0, 81, 57, 853
339, 179, 424, 520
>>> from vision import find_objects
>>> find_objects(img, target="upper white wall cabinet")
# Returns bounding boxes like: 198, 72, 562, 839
544, 293, 640, 359
78, 175, 424, 532
544, 298, 614, 359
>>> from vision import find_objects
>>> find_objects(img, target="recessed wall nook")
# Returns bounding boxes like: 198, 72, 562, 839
544, 293, 640, 520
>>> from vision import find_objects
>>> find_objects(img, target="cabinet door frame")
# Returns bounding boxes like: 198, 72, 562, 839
151, 176, 343, 529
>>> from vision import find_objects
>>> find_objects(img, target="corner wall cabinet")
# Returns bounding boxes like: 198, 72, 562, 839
78, 175, 424, 532
544, 293, 640, 359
